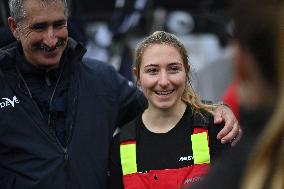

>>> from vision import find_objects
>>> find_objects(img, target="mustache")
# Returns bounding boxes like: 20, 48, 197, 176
32, 39, 66, 52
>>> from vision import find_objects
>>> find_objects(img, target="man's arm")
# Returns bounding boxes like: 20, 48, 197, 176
213, 104, 242, 147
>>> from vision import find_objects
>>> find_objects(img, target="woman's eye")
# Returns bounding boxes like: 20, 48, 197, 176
145, 68, 158, 74
169, 66, 181, 73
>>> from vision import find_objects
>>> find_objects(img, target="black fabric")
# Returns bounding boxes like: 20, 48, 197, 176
108, 106, 229, 189
190, 107, 272, 189
0, 26, 14, 48
119, 121, 136, 142
0, 38, 147, 189
15, 45, 70, 147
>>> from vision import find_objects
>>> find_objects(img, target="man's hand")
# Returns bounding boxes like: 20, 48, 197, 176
213, 104, 242, 146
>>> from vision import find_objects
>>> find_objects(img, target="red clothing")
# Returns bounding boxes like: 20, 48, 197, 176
222, 80, 239, 120
108, 107, 229, 189
123, 164, 210, 189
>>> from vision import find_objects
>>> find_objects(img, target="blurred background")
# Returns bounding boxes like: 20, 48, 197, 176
0, 0, 236, 103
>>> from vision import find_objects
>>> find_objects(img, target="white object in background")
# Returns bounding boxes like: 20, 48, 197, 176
166, 11, 195, 35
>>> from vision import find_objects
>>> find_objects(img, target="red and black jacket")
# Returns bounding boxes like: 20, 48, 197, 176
108, 107, 229, 189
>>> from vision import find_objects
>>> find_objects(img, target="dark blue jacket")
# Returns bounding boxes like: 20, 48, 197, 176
0, 39, 146, 189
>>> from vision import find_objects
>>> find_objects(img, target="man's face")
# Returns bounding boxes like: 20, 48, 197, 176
9, 0, 68, 68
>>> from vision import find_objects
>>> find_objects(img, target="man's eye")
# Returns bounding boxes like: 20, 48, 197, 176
54, 21, 66, 28
31, 23, 46, 30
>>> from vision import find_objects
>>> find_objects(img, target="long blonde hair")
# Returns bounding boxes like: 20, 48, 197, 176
241, 2, 284, 189
134, 31, 215, 113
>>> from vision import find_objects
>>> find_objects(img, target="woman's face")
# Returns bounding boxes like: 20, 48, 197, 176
138, 44, 187, 111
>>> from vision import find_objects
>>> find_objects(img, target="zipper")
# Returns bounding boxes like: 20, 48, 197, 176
15, 64, 69, 159
63, 147, 68, 160
62, 98, 76, 161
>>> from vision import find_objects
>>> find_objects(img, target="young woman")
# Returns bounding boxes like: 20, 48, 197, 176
107, 31, 229, 189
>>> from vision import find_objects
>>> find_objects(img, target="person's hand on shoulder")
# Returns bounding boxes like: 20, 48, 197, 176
213, 104, 242, 147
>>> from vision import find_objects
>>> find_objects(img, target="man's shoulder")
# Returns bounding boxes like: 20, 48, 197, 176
82, 57, 116, 74
0, 49, 4, 60
79, 57, 126, 90
0, 44, 16, 69
0, 41, 17, 52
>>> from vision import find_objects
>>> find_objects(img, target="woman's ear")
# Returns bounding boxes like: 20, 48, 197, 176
133, 67, 138, 77
8, 17, 20, 40
132, 68, 140, 85
234, 42, 252, 82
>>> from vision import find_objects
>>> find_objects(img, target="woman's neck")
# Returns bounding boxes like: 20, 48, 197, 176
142, 101, 187, 133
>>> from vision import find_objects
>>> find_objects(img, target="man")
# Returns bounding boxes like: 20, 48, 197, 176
0, 0, 239, 188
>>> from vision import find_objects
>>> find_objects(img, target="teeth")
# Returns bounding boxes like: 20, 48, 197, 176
156, 90, 174, 95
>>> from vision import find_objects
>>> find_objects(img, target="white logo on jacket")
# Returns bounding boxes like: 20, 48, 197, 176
179, 155, 194, 162
0, 96, 20, 109
184, 176, 202, 184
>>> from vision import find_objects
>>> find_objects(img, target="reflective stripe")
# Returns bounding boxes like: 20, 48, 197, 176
191, 132, 210, 164
120, 142, 137, 175
120, 131, 210, 176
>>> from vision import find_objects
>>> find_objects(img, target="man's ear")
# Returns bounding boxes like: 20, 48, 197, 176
8, 17, 20, 40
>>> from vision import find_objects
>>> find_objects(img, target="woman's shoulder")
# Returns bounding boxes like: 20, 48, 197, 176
188, 106, 214, 129
117, 115, 142, 142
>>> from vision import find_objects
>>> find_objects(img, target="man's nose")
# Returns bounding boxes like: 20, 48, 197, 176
43, 27, 57, 47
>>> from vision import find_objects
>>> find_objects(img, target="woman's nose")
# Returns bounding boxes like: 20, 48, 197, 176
158, 71, 170, 87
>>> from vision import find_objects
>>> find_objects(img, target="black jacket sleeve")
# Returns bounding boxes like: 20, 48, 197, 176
114, 72, 147, 127
84, 57, 148, 128
107, 134, 124, 189
208, 121, 230, 163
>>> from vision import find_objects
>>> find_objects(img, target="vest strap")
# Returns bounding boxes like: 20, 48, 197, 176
191, 128, 210, 164
120, 141, 137, 175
